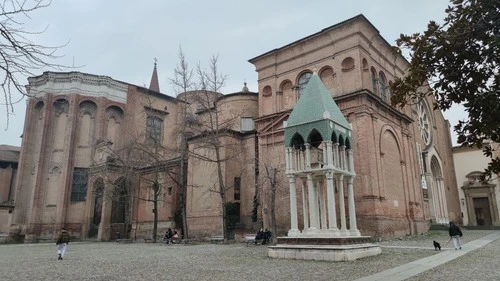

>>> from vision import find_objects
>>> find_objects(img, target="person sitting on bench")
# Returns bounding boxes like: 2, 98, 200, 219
172, 231, 179, 243
164, 228, 173, 244
263, 229, 272, 244
254, 228, 264, 244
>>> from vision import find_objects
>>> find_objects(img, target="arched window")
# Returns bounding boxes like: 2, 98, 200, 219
379, 72, 387, 101
298, 72, 312, 96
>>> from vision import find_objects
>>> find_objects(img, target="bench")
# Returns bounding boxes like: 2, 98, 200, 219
244, 234, 264, 246
116, 239, 133, 244
210, 235, 224, 244
144, 236, 153, 243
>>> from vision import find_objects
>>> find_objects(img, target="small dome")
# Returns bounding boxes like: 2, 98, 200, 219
242, 82, 249, 92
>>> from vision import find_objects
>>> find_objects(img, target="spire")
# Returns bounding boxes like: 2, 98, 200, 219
149, 58, 160, 92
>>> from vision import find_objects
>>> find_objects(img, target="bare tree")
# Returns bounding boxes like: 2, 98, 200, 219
91, 95, 181, 243
168, 46, 194, 239
1, 0, 67, 127
257, 152, 287, 244
185, 55, 248, 241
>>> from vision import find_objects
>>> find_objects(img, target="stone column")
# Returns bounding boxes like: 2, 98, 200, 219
288, 175, 300, 237
326, 172, 339, 234
285, 147, 291, 172
338, 175, 348, 236
301, 177, 309, 230
305, 144, 311, 170
340, 145, 346, 170
326, 141, 333, 167
319, 179, 327, 229
98, 180, 112, 241
307, 173, 318, 232
333, 143, 339, 168
347, 176, 361, 236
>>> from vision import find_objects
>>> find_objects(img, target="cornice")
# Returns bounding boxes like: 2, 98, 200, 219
27, 72, 129, 103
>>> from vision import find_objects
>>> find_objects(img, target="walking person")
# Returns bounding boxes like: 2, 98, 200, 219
448, 221, 463, 250
56, 227, 70, 260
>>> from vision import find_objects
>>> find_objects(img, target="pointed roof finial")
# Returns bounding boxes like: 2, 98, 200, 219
149, 58, 160, 92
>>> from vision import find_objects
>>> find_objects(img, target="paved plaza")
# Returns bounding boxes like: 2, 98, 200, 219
1, 230, 499, 281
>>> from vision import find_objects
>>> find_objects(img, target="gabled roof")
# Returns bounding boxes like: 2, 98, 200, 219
287, 73, 349, 129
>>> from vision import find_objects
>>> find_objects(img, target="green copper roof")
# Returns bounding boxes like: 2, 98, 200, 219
284, 72, 352, 147
287, 73, 350, 128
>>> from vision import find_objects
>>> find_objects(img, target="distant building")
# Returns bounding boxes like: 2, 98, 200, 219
7, 14, 461, 242
453, 143, 500, 226
0, 145, 19, 235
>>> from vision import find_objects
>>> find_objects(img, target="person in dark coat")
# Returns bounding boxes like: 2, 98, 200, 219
56, 228, 70, 260
263, 229, 272, 244
255, 228, 264, 244
448, 222, 463, 250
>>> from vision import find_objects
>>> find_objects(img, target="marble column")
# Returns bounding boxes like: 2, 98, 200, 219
301, 178, 309, 230
307, 173, 318, 231
338, 175, 348, 236
288, 175, 300, 236
347, 176, 361, 236
326, 172, 339, 234
319, 179, 327, 229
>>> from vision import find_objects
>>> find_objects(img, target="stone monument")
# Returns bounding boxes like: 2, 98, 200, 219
267, 72, 381, 261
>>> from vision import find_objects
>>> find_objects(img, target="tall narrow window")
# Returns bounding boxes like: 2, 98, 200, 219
71, 168, 88, 202
379, 72, 387, 101
298, 72, 312, 96
234, 177, 241, 200
241, 117, 254, 132
146, 116, 163, 145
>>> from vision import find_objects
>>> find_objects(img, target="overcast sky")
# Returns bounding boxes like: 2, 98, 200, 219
0, 0, 465, 146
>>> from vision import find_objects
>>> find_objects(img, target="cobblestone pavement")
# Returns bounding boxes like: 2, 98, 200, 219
0, 230, 496, 281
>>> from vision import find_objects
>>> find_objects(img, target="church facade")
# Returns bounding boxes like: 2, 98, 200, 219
6, 14, 460, 242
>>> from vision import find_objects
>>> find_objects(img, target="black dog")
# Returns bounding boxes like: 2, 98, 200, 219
433, 240, 441, 251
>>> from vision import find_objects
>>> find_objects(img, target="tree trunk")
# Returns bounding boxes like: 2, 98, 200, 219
153, 194, 158, 243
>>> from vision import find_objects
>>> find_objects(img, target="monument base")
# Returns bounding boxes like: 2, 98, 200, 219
268, 236, 381, 262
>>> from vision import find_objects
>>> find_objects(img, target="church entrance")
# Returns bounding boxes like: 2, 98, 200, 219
111, 177, 129, 239
88, 178, 104, 238
473, 197, 492, 226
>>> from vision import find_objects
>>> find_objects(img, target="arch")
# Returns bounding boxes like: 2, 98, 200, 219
106, 105, 124, 120
297, 71, 312, 96
290, 133, 305, 149
338, 134, 345, 147
262, 85, 272, 97
111, 177, 129, 224
430, 155, 442, 177
362, 58, 369, 71
79, 100, 98, 117
280, 80, 294, 110
53, 99, 69, 116
345, 137, 352, 150
370, 67, 378, 95
34, 101, 44, 111
331, 130, 338, 143
341, 57, 355, 72
380, 128, 405, 217
307, 129, 323, 148
378, 125, 403, 157
49, 166, 62, 174
319, 66, 334, 89
379, 71, 387, 101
